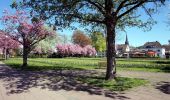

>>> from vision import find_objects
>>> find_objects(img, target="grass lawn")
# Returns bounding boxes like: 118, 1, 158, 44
4, 57, 168, 91
3, 58, 100, 70
3, 57, 170, 72
77, 77, 148, 91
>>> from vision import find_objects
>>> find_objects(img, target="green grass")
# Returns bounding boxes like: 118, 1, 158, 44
99, 58, 170, 72
117, 67, 163, 72
3, 58, 99, 70
77, 77, 148, 91
2, 58, 151, 91
2, 57, 170, 72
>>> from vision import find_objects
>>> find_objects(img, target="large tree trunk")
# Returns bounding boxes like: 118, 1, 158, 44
105, 20, 116, 80
22, 46, 29, 69
104, 0, 116, 80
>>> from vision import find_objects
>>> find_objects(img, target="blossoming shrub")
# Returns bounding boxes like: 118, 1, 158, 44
56, 44, 96, 57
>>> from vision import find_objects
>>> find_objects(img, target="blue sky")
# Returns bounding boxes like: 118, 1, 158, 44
0, 0, 170, 47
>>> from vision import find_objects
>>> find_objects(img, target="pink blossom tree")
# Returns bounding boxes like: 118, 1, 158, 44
56, 44, 96, 57
0, 30, 20, 59
0, 31, 19, 49
0, 10, 54, 68
84, 45, 96, 57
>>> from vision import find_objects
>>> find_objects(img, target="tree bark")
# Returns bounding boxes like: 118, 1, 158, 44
105, 19, 116, 80
105, 27, 116, 80
22, 46, 29, 69
104, 0, 116, 80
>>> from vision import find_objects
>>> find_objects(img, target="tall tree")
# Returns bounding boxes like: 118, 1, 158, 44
90, 32, 106, 52
0, 10, 54, 68
72, 30, 92, 47
15, 0, 167, 79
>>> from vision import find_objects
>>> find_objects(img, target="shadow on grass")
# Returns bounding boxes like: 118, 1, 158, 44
6, 63, 87, 71
155, 61, 170, 64
159, 66, 170, 73
156, 81, 170, 94
0, 63, 130, 99
0, 59, 5, 61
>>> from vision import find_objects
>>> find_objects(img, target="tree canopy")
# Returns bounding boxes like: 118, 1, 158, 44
13, 0, 166, 31
0, 30, 19, 50
35, 27, 58, 54
72, 30, 92, 47
90, 32, 106, 52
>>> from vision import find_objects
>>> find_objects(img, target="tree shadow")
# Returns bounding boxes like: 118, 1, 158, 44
0, 63, 130, 99
5, 62, 89, 71
155, 61, 170, 64
0, 59, 5, 61
155, 81, 170, 94
160, 67, 170, 73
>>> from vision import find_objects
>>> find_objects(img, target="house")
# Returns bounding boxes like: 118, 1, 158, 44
116, 34, 130, 57
129, 48, 146, 57
162, 41, 170, 58
139, 41, 165, 58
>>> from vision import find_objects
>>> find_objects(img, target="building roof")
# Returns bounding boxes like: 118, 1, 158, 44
141, 41, 162, 48
162, 45, 170, 51
125, 33, 129, 45
116, 44, 128, 52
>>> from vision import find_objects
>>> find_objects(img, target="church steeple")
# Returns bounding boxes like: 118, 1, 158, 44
125, 33, 129, 45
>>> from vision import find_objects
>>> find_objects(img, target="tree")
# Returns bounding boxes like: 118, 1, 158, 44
16, 0, 166, 79
58, 34, 70, 44
34, 28, 58, 55
0, 10, 54, 68
72, 30, 92, 47
0, 30, 20, 59
0, 31, 19, 50
90, 32, 106, 52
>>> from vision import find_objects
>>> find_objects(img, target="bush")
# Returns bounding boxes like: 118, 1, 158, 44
56, 44, 96, 57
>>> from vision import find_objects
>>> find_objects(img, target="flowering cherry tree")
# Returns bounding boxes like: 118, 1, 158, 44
0, 30, 20, 59
0, 10, 54, 68
56, 44, 96, 57
0, 31, 19, 49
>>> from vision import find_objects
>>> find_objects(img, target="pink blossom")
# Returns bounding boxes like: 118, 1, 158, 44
0, 10, 54, 48
0, 31, 20, 49
56, 44, 96, 57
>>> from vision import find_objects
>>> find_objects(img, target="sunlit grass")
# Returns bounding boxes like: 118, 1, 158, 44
3, 57, 170, 72
77, 77, 148, 91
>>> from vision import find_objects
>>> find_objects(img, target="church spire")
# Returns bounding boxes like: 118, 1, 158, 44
125, 33, 129, 45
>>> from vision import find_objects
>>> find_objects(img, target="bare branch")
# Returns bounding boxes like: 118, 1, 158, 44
123, 1, 139, 8
115, 0, 128, 14
117, 0, 147, 20
141, 5, 153, 19
86, 0, 105, 15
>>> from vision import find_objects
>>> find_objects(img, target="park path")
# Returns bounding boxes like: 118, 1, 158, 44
0, 61, 170, 100
117, 70, 170, 100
